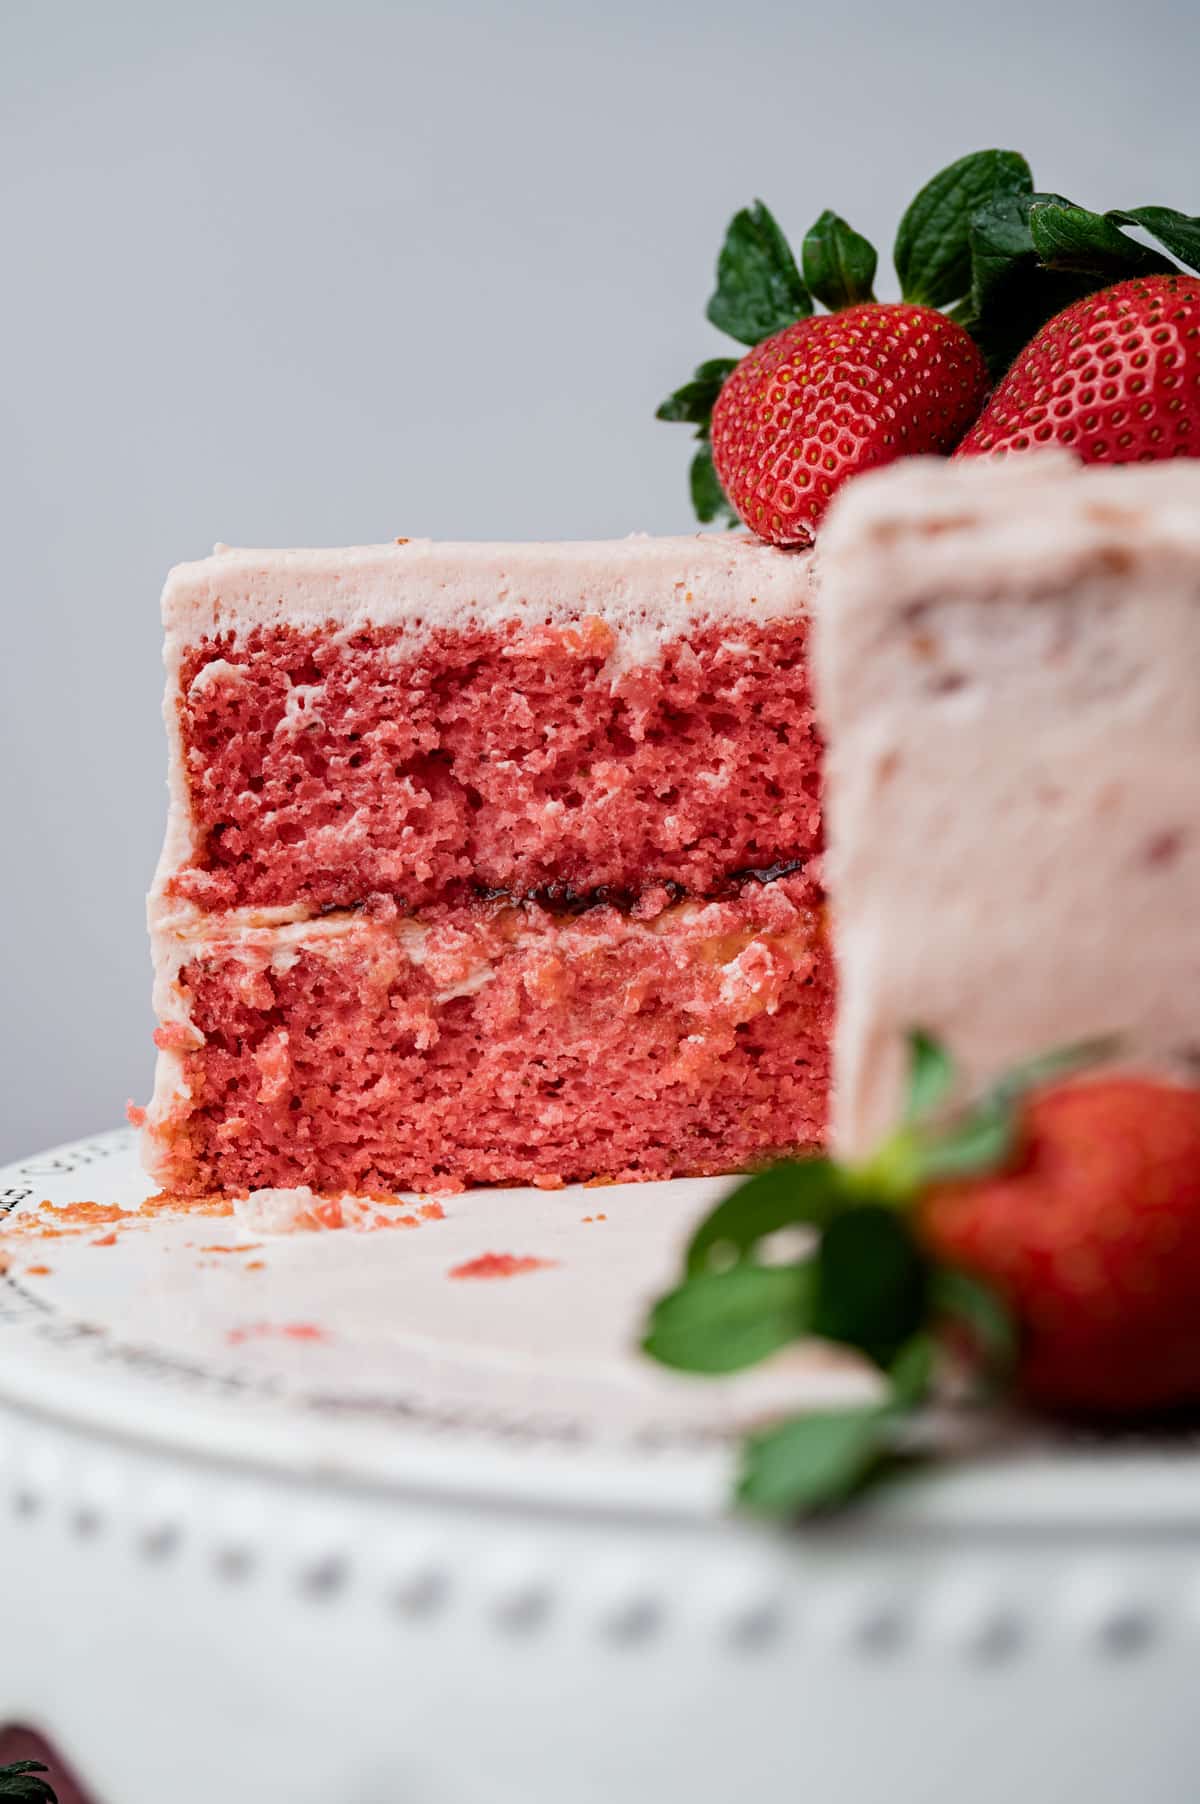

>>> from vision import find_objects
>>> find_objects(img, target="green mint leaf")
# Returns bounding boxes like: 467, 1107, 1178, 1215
684, 1157, 847, 1279
1110, 207, 1200, 276
706, 200, 812, 346
888, 1332, 936, 1409
737, 1335, 934, 1516
0, 1765, 58, 1804
737, 1407, 889, 1515
903, 1029, 956, 1125
910, 1034, 1117, 1186
895, 149, 1032, 309
911, 1095, 1015, 1184
990, 1035, 1120, 1105
801, 210, 878, 310
736, 1334, 931, 1515
931, 1267, 1016, 1382
812, 1205, 929, 1368
1027, 201, 1175, 278
656, 358, 739, 428
689, 445, 738, 527
642, 1261, 814, 1375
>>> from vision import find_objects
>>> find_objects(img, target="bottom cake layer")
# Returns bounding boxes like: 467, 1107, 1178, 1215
144, 877, 832, 1194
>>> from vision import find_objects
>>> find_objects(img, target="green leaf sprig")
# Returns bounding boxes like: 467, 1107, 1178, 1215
894, 149, 1033, 310
0, 1763, 58, 1803
642, 1030, 1117, 1518
655, 356, 741, 526
802, 210, 878, 313
706, 200, 812, 346
658, 150, 1200, 518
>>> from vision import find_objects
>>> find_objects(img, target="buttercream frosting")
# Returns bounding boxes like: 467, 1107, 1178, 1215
816, 453, 1200, 1154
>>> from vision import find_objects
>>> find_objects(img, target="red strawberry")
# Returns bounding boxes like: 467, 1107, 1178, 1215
957, 272, 1200, 463
919, 1078, 1200, 1416
711, 304, 988, 547
647, 1038, 1200, 1514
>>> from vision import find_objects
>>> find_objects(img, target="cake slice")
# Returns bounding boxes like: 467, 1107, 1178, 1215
816, 454, 1200, 1155
144, 536, 830, 1194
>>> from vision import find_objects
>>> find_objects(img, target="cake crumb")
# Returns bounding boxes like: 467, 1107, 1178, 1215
232, 1186, 450, 1237
0, 1193, 226, 1251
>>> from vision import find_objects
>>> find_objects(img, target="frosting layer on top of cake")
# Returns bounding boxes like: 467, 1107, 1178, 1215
162, 534, 813, 655
816, 453, 1200, 1155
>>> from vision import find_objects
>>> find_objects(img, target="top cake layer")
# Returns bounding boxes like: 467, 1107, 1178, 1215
816, 452, 1200, 1155
154, 535, 820, 919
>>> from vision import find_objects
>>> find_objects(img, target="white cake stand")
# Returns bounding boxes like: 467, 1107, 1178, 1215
2, 1130, 1200, 1804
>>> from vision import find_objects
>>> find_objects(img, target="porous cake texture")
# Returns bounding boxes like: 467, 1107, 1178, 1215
145, 536, 829, 1194
817, 454, 1200, 1155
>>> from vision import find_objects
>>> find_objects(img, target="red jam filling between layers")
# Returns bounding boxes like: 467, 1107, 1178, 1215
153, 880, 833, 1195
169, 616, 822, 914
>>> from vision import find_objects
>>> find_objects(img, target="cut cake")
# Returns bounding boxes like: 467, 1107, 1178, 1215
144, 536, 831, 1193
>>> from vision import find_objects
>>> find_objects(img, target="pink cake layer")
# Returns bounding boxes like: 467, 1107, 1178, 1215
145, 876, 832, 1195
167, 615, 821, 914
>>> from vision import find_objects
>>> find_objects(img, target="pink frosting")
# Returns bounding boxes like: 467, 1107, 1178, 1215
816, 453, 1200, 1154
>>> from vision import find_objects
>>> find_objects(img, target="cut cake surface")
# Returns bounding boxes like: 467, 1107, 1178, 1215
145, 534, 829, 1193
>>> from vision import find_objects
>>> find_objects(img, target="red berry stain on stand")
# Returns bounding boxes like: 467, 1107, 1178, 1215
227, 1322, 329, 1347
449, 1254, 558, 1280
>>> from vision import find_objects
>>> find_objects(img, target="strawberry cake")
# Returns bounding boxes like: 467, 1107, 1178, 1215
142, 456, 1200, 1201
142, 536, 831, 1195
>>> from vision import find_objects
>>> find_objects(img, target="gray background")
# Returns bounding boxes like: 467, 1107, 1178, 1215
2, 0, 1196, 1161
